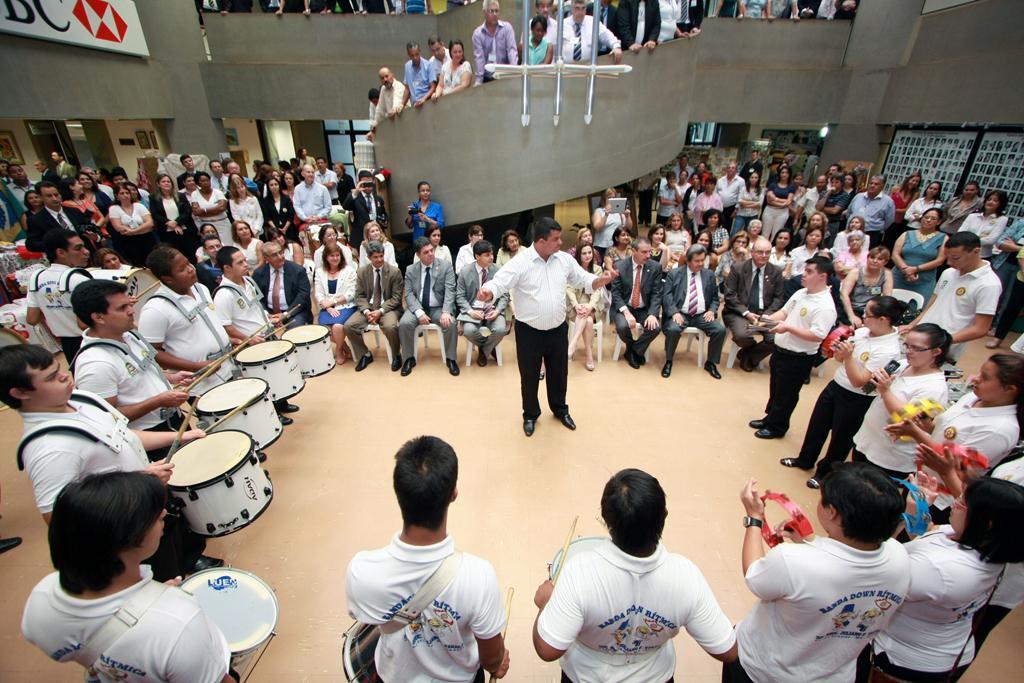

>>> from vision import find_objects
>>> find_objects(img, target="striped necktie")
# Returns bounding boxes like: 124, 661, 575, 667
573, 22, 582, 61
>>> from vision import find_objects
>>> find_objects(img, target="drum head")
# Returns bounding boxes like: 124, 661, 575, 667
549, 536, 606, 581
0, 327, 27, 347
196, 378, 269, 414
237, 340, 294, 364
282, 325, 330, 344
168, 431, 254, 487
182, 568, 278, 653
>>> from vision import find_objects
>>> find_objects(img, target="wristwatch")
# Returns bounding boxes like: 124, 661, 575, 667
742, 516, 764, 529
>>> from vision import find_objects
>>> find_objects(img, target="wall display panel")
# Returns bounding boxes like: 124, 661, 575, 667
882, 130, 976, 201
968, 132, 1024, 221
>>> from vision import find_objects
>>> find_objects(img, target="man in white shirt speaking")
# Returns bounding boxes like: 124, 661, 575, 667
729, 463, 910, 683
533, 468, 738, 682
346, 435, 510, 682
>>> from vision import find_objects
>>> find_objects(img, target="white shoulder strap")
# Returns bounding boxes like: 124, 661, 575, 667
76, 581, 170, 668
379, 551, 463, 634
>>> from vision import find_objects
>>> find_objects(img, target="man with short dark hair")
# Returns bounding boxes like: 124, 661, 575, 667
4, 163, 33, 205
403, 41, 439, 108
175, 153, 197, 190
343, 170, 388, 248
346, 240, 404, 372
478, 217, 616, 436
196, 233, 224, 291
208, 158, 228, 194
662, 244, 727, 379
213, 246, 272, 345
846, 175, 895, 249
728, 464, 910, 683
400, 238, 459, 376
368, 87, 380, 120
534, 468, 738, 680
25, 182, 90, 252
611, 237, 662, 370
739, 149, 762, 183
750, 255, 837, 439
816, 172, 853, 241
346, 435, 510, 682
314, 156, 339, 204
456, 240, 508, 367
27, 229, 92, 360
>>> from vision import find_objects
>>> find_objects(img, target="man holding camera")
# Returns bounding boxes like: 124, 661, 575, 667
343, 170, 388, 249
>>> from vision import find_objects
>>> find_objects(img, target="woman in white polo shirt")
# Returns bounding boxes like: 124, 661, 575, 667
781, 295, 906, 489
868, 477, 1024, 682
21, 471, 233, 683
851, 323, 951, 479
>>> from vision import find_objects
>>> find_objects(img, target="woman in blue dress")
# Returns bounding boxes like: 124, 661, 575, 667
891, 207, 948, 301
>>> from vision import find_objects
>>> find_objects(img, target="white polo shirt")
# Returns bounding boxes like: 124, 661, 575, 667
346, 534, 505, 683
19, 391, 148, 513
774, 288, 837, 354
921, 263, 1001, 360
536, 538, 735, 683
73, 330, 172, 430
872, 527, 1003, 672
314, 168, 339, 201
213, 277, 270, 337
138, 284, 234, 395
26, 264, 91, 338
925, 392, 1018, 510
853, 364, 949, 473
736, 537, 910, 683
715, 174, 745, 208
832, 328, 902, 394
22, 568, 230, 683
990, 455, 1024, 610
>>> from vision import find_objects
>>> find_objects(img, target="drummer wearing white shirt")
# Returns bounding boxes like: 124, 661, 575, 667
138, 247, 236, 397
729, 464, 910, 683
26, 229, 92, 361
534, 469, 737, 683
212, 246, 272, 343
21, 471, 233, 683
346, 436, 510, 682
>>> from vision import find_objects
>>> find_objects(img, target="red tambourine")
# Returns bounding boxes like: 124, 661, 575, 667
925, 443, 990, 495
761, 493, 815, 547
821, 325, 854, 359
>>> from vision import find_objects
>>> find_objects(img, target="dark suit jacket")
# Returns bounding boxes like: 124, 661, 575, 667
404, 258, 455, 315
354, 262, 404, 314
587, 2, 622, 43
261, 194, 296, 236
616, 0, 661, 46
342, 191, 388, 248
26, 207, 91, 252
611, 257, 663, 320
678, 0, 705, 31
149, 193, 196, 235
723, 259, 785, 319
252, 259, 312, 323
664, 266, 718, 318
176, 170, 198, 190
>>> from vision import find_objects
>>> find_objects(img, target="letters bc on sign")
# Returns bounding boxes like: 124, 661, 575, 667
1, 0, 149, 57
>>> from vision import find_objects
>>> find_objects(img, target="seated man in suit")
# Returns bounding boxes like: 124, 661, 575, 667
456, 240, 508, 367
399, 237, 459, 377
662, 244, 726, 379
26, 181, 91, 253
346, 240, 405, 372
723, 237, 785, 372
611, 237, 662, 369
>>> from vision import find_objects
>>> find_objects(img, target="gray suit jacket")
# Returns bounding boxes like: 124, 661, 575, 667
405, 258, 456, 314
663, 266, 719, 318
456, 262, 508, 320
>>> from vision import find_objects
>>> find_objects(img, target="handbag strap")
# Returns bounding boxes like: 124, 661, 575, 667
947, 565, 1006, 680
77, 580, 170, 668
379, 551, 463, 634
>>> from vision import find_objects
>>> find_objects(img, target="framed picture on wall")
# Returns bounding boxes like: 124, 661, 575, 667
0, 131, 24, 164
224, 128, 240, 147
135, 130, 150, 149
148, 131, 159, 150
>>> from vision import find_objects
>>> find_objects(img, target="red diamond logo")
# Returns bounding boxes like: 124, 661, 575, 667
72, 0, 129, 44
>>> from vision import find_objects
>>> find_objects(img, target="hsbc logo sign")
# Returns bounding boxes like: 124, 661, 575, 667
1, 0, 149, 57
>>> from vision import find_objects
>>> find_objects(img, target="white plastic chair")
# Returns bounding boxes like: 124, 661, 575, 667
611, 334, 652, 363
413, 323, 447, 362
567, 319, 604, 363
345, 323, 392, 364
463, 336, 504, 368
891, 288, 925, 312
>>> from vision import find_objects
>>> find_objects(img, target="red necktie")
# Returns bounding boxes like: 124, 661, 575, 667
629, 265, 642, 308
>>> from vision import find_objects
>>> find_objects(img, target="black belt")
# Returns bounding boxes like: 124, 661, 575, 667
775, 346, 816, 357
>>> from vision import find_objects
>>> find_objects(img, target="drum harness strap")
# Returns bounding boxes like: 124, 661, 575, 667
15, 391, 134, 471
74, 580, 171, 670
29, 266, 93, 295
214, 277, 271, 324
150, 285, 232, 360
379, 551, 464, 634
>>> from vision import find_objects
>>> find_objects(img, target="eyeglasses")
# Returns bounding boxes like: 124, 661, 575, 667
751, 249, 771, 255
905, 344, 936, 353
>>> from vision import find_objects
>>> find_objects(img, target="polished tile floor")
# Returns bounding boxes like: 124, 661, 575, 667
0, 327, 1020, 682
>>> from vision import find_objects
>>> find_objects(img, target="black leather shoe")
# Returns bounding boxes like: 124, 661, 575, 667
806, 478, 821, 490
192, 555, 224, 572
558, 413, 577, 430
446, 359, 460, 376
780, 458, 812, 470
704, 361, 722, 379
638, 352, 647, 366
355, 354, 374, 372
0, 537, 22, 555
523, 419, 536, 437
749, 419, 766, 429
279, 402, 300, 414
391, 357, 402, 372
477, 350, 487, 367
279, 415, 294, 426
755, 428, 783, 440
401, 358, 416, 376
626, 350, 642, 369
661, 361, 673, 378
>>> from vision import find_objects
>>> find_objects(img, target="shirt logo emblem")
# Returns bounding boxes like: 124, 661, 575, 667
860, 352, 870, 361
944, 426, 957, 440
955, 287, 967, 296
800, 307, 808, 317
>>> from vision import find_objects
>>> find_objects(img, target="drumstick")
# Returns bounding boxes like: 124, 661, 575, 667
488, 587, 515, 683
551, 515, 579, 587
163, 399, 198, 463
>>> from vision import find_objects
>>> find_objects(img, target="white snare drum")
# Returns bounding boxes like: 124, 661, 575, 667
90, 267, 161, 307
549, 536, 606, 581
282, 325, 336, 377
168, 431, 273, 536
195, 378, 283, 450
342, 622, 381, 683
236, 340, 304, 401
182, 568, 278, 678
0, 327, 26, 347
